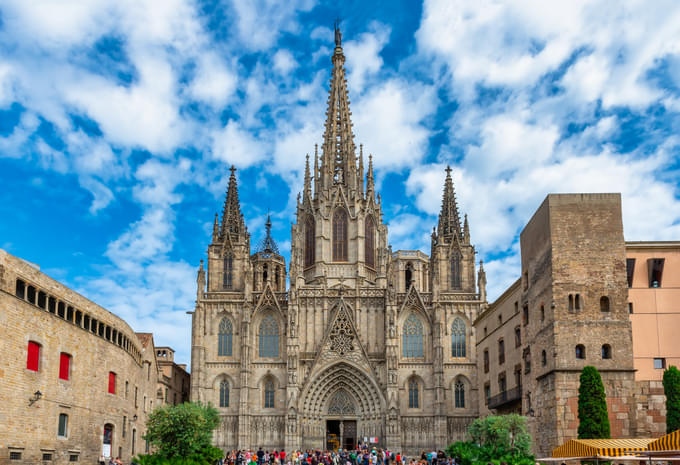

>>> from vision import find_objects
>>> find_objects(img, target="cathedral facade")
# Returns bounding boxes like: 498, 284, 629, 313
189, 30, 486, 454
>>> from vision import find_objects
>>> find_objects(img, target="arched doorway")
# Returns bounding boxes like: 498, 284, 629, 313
326, 389, 357, 451
300, 362, 386, 451
102, 423, 114, 459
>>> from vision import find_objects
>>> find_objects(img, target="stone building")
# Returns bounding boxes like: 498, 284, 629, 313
189, 28, 485, 454
474, 194, 680, 456
0, 249, 159, 465
155, 346, 190, 406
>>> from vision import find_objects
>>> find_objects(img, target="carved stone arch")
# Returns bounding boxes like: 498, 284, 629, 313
213, 372, 237, 390
326, 388, 357, 416
452, 374, 470, 409
251, 308, 283, 359
299, 361, 385, 419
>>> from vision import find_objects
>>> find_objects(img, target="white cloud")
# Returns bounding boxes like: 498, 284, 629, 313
189, 53, 237, 107
211, 120, 267, 168
344, 22, 390, 94
273, 50, 298, 75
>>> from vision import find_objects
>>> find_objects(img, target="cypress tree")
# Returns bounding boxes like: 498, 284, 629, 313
577, 366, 611, 439
663, 365, 680, 433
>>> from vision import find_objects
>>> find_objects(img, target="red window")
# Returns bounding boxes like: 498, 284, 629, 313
108, 372, 116, 394
59, 353, 71, 380
27, 341, 40, 371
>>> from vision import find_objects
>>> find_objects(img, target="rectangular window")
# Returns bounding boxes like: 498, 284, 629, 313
483, 349, 489, 373
628, 302, 634, 314
69, 455, 79, 462
135, 386, 138, 407
498, 339, 505, 365
10, 452, 21, 461
648, 258, 665, 288
654, 358, 666, 369
484, 383, 490, 405
123, 416, 127, 438
626, 258, 636, 287
58, 413, 68, 437
27, 341, 40, 371
42, 453, 53, 461
499, 373, 507, 394
59, 353, 71, 381
522, 305, 529, 326
108, 372, 116, 394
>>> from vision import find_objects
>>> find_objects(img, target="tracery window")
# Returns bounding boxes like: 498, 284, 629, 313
450, 250, 462, 290
219, 380, 229, 407
451, 318, 466, 357
223, 254, 233, 290
402, 314, 424, 358
305, 217, 315, 267
258, 315, 279, 358
454, 380, 465, 408
264, 379, 275, 408
365, 216, 375, 269
218, 318, 233, 356
408, 379, 419, 408
332, 209, 348, 261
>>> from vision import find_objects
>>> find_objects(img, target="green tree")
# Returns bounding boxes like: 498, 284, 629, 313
663, 365, 680, 433
446, 414, 534, 465
136, 402, 222, 465
577, 366, 611, 439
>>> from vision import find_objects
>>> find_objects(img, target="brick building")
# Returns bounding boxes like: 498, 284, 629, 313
0, 249, 179, 465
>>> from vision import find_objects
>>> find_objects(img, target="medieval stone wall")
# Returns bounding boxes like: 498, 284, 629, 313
0, 249, 157, 465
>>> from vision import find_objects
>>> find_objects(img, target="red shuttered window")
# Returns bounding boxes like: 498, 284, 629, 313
27, 341, 40, 371
108, 372, 116, 394
59, 353, 71, 380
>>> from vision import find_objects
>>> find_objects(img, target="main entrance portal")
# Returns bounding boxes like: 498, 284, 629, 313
326, 420, 356, 451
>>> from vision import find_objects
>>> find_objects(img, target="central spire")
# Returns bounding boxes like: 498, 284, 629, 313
320, 23, 357, 192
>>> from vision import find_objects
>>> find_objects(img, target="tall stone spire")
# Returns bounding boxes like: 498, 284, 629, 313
303, 153, 312, 199
220, 165, 245, 239
366, 153, 375, 198
320, 24, 357, 191
437, 166, 463, 242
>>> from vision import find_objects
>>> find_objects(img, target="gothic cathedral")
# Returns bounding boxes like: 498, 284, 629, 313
190, 28, 486, 454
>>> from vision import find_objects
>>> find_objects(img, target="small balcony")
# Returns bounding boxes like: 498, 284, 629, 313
488, 386, 522, 410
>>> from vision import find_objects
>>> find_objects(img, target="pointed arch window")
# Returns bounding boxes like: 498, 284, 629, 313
332, 209, 348, 261
405, 262, 414, 290
454, 380, 465, 408
365, 215, 375, 269
451, 250, 462, 289
451, 318, 466, 358
223, 253, 233, 290
218, 318, 233, 356
264, 379, 275, 408
258, 315, 279, 358
305, 217, 315, 267
402, 314, 424, 358
408, 379, 420, 408
219, 380, 229, 407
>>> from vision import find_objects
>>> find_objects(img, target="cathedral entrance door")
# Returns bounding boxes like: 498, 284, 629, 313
342, 420, 356, 451
326, 420, 340, 451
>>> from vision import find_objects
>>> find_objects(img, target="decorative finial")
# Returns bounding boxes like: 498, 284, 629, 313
334, 19, 342, 47
445, 165, 452, 176
230, 165, 236, 175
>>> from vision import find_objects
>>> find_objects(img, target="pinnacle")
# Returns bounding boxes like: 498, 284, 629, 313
220, 166, 244, 239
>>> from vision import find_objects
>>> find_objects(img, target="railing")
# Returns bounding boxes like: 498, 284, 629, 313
488, 386, 522, 409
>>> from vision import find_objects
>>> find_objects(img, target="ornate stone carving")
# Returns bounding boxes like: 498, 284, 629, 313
329, 311, 354, 355
327, 389, 356, 415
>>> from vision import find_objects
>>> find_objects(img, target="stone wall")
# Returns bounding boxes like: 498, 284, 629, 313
0, 249, 157, 465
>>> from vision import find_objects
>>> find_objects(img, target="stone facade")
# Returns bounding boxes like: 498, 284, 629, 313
0, 249, 159, 465
155, 347, 190, 407
190, 29, 484, 455
474, 194, 647, 457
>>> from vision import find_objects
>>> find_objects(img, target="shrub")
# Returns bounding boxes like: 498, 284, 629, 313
577, 366, 611, 439
663, 366, 680, 433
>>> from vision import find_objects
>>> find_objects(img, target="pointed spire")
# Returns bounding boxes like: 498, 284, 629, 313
257, 212, 280, 254
220, 165, 244, 240
197, 259, 205, 302
212, 213, 219, 243
478, 259, 487, 302
313, 144, 320, 197
304, 153, 312, 199
463, 213, 470, 244
320, 24, 356, 190
366, 153, 375, 198
437, 165, 462, 242
358, 144, 364, 196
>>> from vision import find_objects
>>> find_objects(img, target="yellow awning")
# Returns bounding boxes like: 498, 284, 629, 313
648, 430, 680, 451
552, 438, 654, 458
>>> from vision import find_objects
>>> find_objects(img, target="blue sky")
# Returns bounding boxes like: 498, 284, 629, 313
1, 0, 679, 368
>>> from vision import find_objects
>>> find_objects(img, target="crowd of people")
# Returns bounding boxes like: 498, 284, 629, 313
218, 446, 453, 465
